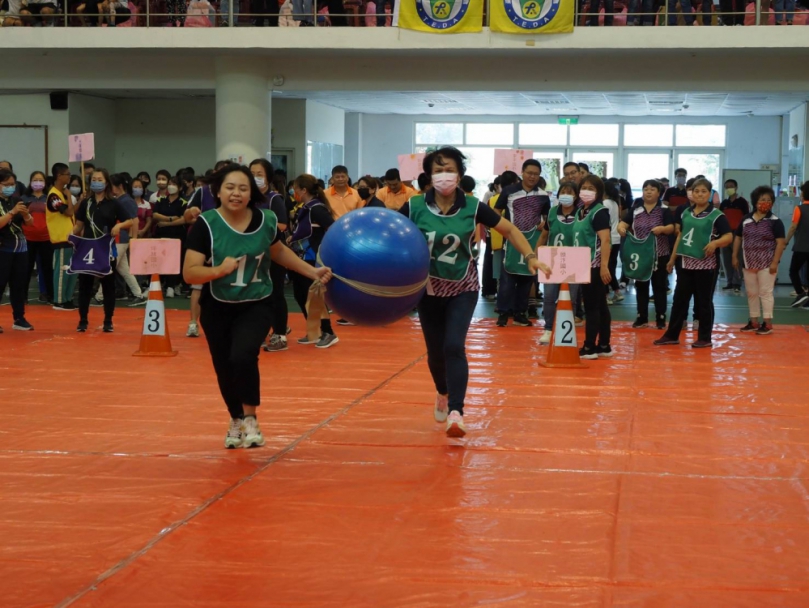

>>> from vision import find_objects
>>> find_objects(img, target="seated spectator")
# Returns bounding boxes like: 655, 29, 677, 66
279, 0, 299, 24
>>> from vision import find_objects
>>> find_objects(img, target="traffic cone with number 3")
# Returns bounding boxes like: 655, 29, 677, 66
134, 274, 178, 357
540, 282, 586, 369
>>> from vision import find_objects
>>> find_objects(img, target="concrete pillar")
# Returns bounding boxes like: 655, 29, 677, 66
215, 57, 271, 165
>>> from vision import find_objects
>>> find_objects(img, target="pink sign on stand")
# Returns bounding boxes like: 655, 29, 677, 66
536, 247, 592, 284
129, 239, 182, 276
397, 153, 426, 181
493, 149, 534, 174
68, 133, 95, 163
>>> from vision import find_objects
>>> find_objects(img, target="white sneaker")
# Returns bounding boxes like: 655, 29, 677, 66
166, 287, 175, 298
224, 418, 244, 449
446, 411, 466, 438
434, 394, 448, 423
614, 290, 625, 302
186, 321, 200, 337
539, 331, 551, 345
242, 416, 265, 448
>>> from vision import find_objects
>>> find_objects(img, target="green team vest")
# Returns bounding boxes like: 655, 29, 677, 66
679, 207, 722, 261
504, 228, 539, 275
409, 194, 476, 282
547, 207, 577, 247
573, 202, 604, 261
202, 208, 277, 303
621, 233, 656, 281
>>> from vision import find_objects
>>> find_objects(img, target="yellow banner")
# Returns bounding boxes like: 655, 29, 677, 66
490, 0, 574, 34
395, 0, 483, 33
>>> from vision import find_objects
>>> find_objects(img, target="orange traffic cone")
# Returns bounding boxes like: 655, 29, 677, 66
539, 282, 586, 369
134, 274, 178, 357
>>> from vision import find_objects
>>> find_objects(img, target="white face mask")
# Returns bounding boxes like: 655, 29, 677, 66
254, 177, 266, 189
579, 190, 596, 204
558, 194, 575, 207
167, 185, 179, 195
432, 172, 458, 196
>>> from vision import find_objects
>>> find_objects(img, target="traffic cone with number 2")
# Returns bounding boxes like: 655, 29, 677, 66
134, 274, 178, 357
540, 282, 586, 369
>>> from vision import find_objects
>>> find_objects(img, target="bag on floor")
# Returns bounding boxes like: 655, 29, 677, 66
67, 234, 115, 277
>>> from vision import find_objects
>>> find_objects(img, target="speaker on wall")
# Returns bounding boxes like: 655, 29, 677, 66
50, 92, 68, 111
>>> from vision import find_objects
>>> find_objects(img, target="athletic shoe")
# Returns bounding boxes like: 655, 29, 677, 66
692, 320, 700, 330
656, 318, 667, 330
297, 334, 319, 345
790, 294, 808, 307
76, 320, 88, 333
756, 322, 773, 335
186, 322, 200, 338
90, 297, 104, 307
445, 411, 466, 438
733, 286, 741, 295
37, 293, 48, 303
619, 280, 628, 290
691, 340, 712, 349
224, 418, 244, 449
116, 293, 130, 301
574, 317, 584, 327
614, 291, 625, 302
512, 313, 532, 327
315, 333, 339, 349
740, 321, 759, 332
53, 302, 76, 311
579, 346, 599, 360
166, 287, 175, 299
286, 326, 292, 335
12, 318, 33, 331
496, 313, 509, 327
653, 336, 680, 346
527, 306, 540, 320
263, 334, 288, 352
128, 295, 148, 307
791, 290, 799, 296
632, 319, 649, 329
539, 331, 551, 345
721, 284, 734, 291
606, 294, 615, 305
597, 345, 613, 358
336, 318, 354, 326
103, 321, 114, 333
242, 416, 265, 448
434, 394, 448, 423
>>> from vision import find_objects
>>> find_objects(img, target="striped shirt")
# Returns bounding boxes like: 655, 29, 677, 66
628, 203, 672, 257
735, 212, 785, 270
495, 182, 550, 232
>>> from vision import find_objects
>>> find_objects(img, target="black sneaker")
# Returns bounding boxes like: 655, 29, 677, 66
53, 302, 76, 311
77, 320, 88, 333
90, 298, 104, 307
579, 346, 598, 360
721, 284, 735, 291
336, 318, 354, 326
691, 340, 712, 349
103, 320, 114, 333
656, 316, 667, 330
512, 313, 532, 327
37, 293, 48, 303
654, 336, 680, 346
496, 313, 509, 327
631, 318, 648, 329
756, 323, 773, 335
740, 321, 758, 332
12, 318, 33, 331
597, 345, 613, 358
527, 306, 540, 320
790, 294, 808, 307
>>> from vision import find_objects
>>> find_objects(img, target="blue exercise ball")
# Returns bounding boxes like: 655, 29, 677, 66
318, 207, 430, 326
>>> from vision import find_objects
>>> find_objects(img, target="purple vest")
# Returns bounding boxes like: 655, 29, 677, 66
67, 234, 115, 276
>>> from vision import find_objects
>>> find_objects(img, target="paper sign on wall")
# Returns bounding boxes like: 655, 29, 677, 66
130, 238, 182, 275
397, 153, 426, 182
68, 133, 95, 163
536, 247, 592, 284
493, 149, 534, 174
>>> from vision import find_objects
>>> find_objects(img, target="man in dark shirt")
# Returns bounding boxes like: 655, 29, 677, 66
662, 168, 688, 211
719, 179, 750, 292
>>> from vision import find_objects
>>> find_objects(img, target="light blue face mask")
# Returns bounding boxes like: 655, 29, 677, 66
1, 185, 15, 198
90, 181, 106, 193
69, 186, 82, 196
132, 188, 144, 198
558, 194, 575, 206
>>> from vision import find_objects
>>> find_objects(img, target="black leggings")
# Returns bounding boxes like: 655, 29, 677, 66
78, 260, 117, 323
0, 251, 29, 322
581, 267, 611, 349
790, 251, 809, 295
664, 267, 716, 343
608, 244, 620, 292
269, 260, 288, 335
635, 255, 669, 323
200, 296, 273, 419
27, 240, 53, 302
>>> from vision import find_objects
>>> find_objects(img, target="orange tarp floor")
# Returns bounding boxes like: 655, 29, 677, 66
2, 307, 809, 608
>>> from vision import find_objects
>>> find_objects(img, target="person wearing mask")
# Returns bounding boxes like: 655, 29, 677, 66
68, 175, 85, 203
618, 179, 674, 330
149, 170, 171, 206
0, 161, 27, 198
0, 169, 35, 332
719, 179, 750, 294
663, 168, 689, 212
324, 165, 362, 219
376, 168, 417, 210
563, 162, 581, 185
152, 175, 188, 298
133, 178, 153, 239
785, 180, 809, 308
46, 163, 78, 311
103, 174, 147, 306
73, 168, 135, 333
22, 171, 53, 304
655, 178, 733, 349
733, 186, 786, 335
494, 159, 549, 328
538, 181, 581, 345
603, 179, 624, 305
400, 147, 549, 437
574, 175, 613, 359
288, 174, 339, 349
183, 164, 332, 449
355, 175, 385, 209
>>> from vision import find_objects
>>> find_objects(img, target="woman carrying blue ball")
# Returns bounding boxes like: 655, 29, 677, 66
400, 147, 550, 438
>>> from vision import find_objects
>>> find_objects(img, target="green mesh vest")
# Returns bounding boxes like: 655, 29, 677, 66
678, 207, 722, 261
409, 194, 477, 282
620, 233, 656, 281
573, 202, 605, 261
547, 207, 577, 247
202, 208, 277, 303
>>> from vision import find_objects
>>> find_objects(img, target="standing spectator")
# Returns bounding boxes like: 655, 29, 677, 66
663, 168, 689, 211
376, 169, 417, 210
152, 175, 188, 298
251, 0, 279, 25
133, 178, 153, 238
354, 176, 385, 209
325, 165, 362, 218
106, 174, 147, 305
149, 169, 170, 205
46, 163, 78, 311
603, 179, 624, 304
563, 162, 581, 186
0, 162, 26, 198
719, 178, 749, 294
0, 169, 35, 332
22, 171, 53, 304
136, 172, 153, 201
785, 181, 809, 309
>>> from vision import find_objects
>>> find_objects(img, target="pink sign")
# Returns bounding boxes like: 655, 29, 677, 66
397, 153, 426, 181
68, 133, 95, 163
493, 149, 533, 174
130, 239, 182, 275
536, 247, 592, 284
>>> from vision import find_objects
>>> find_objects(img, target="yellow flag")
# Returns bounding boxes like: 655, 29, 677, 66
395, 0, 483, 33
490, 0, 574, 34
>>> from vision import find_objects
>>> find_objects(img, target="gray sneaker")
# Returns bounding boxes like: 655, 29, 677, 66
297, 334, 319, 345
128, 295, 148, 307
315, 333, 340, 349
263, 334, 288, 352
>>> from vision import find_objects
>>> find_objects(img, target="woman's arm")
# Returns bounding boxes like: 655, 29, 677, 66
183, 249, 239, 285
597, 228, 611, 284
138, 216, 153, 237
270, 241, 332, 284
538, 227, 549, 247
667, 231, 683, 273
771, 238, 786, 274
732, 235, 742, 269
73, 220, 84, 236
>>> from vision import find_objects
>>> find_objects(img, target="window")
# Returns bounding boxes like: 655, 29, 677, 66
415, 123, 463, 145
626, 153, 670, 198
465, 123, 514, 146
534, 152, 565, 194
676, 125, 726, 147
572, 152, 614, 178
677, 153, 722, 187
457, 147, 497, 199
518, 124, 568, 147
569, 124, 619, 146
624, 124, 673, 147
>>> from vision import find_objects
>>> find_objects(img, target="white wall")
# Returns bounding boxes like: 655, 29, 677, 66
344, 112, 361, 179
68, 94, 116, 173
305, 100, 345, 147
0, 94, 70, 170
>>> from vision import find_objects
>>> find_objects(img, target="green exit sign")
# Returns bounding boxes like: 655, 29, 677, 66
558, 116, 579, 125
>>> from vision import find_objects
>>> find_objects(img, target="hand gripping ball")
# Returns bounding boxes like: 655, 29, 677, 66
317, 207, 431, 326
